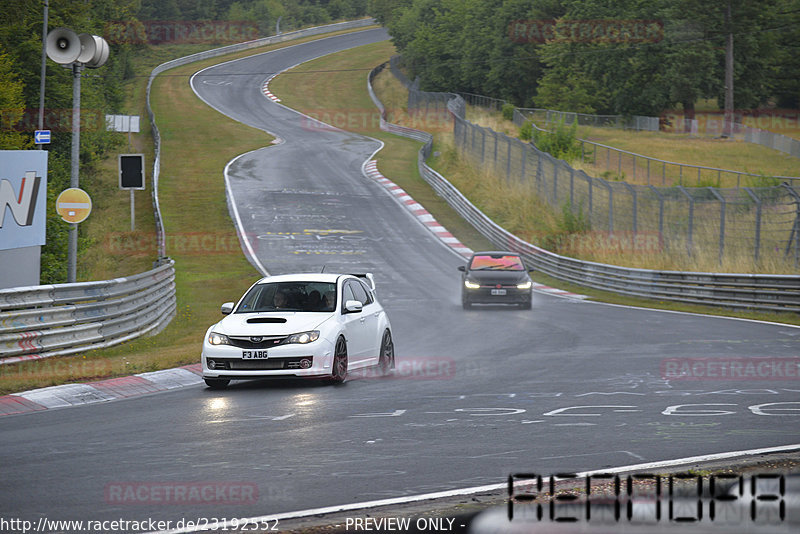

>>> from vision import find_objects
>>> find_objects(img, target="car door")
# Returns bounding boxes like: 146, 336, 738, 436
340, 281, 370, 363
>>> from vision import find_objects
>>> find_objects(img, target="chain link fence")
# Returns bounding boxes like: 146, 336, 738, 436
388, 57, 800, 268
513, 109, 800, 188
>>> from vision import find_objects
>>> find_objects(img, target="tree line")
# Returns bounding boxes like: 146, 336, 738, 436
368, 0, 800, 117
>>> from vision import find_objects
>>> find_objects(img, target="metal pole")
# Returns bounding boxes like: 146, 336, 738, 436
67, 63, 82, 283
37, 0, 49, 150
129, 130, 135, 231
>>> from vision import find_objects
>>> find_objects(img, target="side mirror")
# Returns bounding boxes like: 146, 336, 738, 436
343, 300, 363, 314
457, 265, 466, 272
221, 302, 234, 315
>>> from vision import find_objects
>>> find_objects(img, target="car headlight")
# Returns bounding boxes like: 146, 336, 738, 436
285, 330, 320, 344
208, 332, 230, 346
464, 279, 480, 289
517, 281, 532, 290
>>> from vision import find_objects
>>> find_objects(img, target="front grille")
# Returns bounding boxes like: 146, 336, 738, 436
208, 357, 313, 371
228, 336, 287, 349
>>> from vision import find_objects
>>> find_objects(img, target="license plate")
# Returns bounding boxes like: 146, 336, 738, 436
242, 350, 268, 359
491, 289, 507, 296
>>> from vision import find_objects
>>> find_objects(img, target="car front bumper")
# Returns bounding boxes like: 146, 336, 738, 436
463, 287, 532, 305
201, 338, 335, 379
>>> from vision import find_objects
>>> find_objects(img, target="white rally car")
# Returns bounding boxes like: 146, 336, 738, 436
201, 273, 394, 388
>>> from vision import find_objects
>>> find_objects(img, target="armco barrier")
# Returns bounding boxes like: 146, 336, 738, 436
0, 260, 176, 365
367, 63, 800, 313
0, 21, 378, 365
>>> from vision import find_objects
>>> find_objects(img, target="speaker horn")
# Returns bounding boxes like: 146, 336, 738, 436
76, 34, 109, 68
46, 27, 81, 64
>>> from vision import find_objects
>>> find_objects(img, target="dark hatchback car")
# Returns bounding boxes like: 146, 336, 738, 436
458, 251, 533, 309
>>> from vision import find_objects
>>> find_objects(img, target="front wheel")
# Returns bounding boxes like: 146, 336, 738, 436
204, 378, 230, 389
329, 337, 348, 384
378, 330, 395, 376
520, 298, 532, 310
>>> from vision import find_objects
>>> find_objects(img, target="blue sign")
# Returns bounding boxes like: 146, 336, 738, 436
34, 130, 51, 144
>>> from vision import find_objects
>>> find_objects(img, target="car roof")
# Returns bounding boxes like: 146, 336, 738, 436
252, 273, 343, 285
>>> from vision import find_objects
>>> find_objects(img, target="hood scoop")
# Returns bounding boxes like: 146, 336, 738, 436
246, 317, 288, 324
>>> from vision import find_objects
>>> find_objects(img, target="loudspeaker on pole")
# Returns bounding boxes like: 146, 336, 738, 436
46, 27, 81, 64
76, 34, 109, 68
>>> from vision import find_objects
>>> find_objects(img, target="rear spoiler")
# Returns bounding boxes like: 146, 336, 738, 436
351, 273, 376, 291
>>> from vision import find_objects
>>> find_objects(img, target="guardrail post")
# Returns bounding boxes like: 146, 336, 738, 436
597, 177, 613, 235
622, 182, 637, 235
553, 161, 559, 204
506, 136, 512, 181
782, 183, 800, 268
648, 185, 665, 245
708, 187, 727, 263
743, 187, 762, 263
481, 128, 486, 163
570, 167, 575, 207
493, 130, 499, 169
678, 186, 694, 255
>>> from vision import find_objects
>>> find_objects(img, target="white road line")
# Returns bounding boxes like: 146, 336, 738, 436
151, 443, 800, 534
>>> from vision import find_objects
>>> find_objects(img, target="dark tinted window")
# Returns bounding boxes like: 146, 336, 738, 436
469, 254, 525, 271
236, 282, 337, 312
342, 283, 357, 308
350, 280, 369, 305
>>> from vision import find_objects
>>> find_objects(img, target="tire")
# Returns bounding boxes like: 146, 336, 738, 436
329, 337, 348, 384
462, 294, 472, 310
204, 378, 230, 389
378, 330, 395, 376
520, 298, 532, 310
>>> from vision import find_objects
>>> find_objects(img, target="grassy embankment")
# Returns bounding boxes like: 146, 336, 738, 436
467, 107, 800, 188
269, 43, 800, 327
0, 26, 379, 395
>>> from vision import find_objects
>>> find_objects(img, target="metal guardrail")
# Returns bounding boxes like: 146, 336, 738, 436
368, 62, 800, 313
0, 21, 379, 366
146, 18, 377, 258
0, 260, 176, 365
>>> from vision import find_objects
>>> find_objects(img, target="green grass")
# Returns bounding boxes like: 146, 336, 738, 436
467, 107, 800, 188
0, 27, 380, 395
270, 41, 496, 253
272, 43, 800, 327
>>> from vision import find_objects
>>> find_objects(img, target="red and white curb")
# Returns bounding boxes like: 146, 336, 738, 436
364, 160, 473, 257
0, 364, 204, 417
363, 160, 587, 300
261, 74, 281, 103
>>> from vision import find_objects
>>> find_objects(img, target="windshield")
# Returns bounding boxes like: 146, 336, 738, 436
235, 281, 337, 313
469, 255, 525, 271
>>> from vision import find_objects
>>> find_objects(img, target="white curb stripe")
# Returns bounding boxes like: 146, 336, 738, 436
137, 368, 204, 389
13, 383, 116, 409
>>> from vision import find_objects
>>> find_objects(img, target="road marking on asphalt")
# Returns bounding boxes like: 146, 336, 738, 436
147, 443, 800, 534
